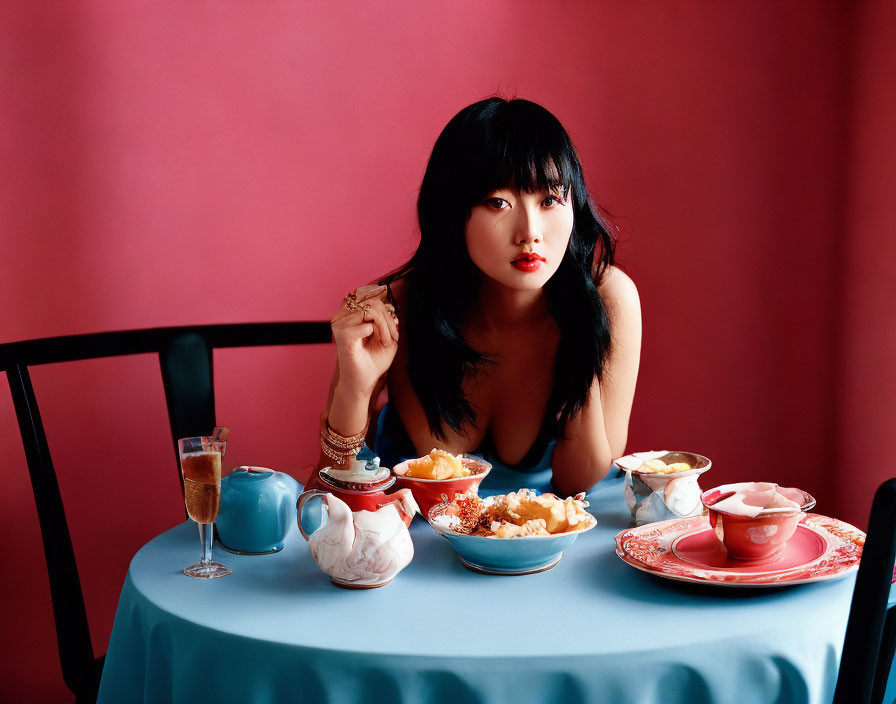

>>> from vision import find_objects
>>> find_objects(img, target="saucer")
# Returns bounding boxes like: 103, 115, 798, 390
671, 524, 827, 573
615, 513, 865, 587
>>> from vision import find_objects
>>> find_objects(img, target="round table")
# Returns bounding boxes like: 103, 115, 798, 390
97, 474, 855, 704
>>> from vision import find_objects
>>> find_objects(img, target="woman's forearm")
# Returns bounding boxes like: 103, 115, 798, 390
313, 383, 374, 477
551, 441, 613, 496
550, 387, 615, 495
314, 373, 388, 477
327, 382, 374, 438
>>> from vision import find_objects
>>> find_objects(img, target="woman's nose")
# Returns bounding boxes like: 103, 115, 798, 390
514, 209, 542, 245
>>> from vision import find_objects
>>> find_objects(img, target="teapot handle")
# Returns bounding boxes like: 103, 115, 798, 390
297, 490, 329, 541
377, 491, 416, 528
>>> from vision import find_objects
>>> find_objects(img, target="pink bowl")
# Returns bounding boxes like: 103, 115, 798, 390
392, 457, 491, 517
701, 484, 816, 562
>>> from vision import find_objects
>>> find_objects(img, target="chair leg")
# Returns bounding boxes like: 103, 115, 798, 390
7, 364, 97, 698
74, 655, 104, 704
834, 480, 896, 704
872, 607, 896, 704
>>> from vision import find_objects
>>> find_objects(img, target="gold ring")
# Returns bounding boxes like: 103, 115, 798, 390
343, 291, 360, 311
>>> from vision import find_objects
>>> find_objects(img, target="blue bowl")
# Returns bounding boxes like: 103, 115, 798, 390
428, 500, 596, 575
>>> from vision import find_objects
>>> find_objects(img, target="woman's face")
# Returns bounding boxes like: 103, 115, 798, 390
465, 185, 574, 292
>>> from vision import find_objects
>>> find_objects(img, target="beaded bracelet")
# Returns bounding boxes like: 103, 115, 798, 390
320, 416, 368, 466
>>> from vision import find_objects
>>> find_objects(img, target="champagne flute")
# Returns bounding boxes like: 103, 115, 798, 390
178, 435, 232, 578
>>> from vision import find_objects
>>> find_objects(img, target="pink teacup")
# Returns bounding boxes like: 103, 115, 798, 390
701, 482, 816, 562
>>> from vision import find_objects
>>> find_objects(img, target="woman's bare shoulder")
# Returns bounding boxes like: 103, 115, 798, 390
596, 265, 639, 306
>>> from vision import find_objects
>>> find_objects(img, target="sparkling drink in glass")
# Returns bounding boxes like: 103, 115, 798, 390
178, 436, 232, 578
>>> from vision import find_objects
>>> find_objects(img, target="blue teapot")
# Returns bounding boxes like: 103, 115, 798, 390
216, 467, 301, 554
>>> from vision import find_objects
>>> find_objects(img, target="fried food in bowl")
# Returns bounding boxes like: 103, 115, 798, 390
399, 448, 472, 480
427, 489, 597, 574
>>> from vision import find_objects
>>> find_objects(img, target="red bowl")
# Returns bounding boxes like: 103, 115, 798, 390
392, 456, 492, 517
701, 484, 816, 562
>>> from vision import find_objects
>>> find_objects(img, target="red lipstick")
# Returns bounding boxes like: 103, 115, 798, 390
511, 252, 546, 272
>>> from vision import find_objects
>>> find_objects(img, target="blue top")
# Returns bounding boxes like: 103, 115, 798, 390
374, 403, 556, 495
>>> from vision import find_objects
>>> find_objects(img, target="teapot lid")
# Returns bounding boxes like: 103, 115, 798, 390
319, 453, 394, 493
229, 466, 275, 483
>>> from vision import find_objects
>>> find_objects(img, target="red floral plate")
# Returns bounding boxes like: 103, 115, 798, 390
614, 513, 865, 587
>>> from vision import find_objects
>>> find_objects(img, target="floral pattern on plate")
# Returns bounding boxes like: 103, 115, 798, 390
614, 513, 865, 587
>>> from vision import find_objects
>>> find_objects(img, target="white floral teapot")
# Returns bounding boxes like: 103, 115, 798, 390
297, 456, 419, 588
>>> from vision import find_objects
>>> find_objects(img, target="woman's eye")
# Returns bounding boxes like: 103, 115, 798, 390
485, 197, 509, 210
543, 188, 570, 207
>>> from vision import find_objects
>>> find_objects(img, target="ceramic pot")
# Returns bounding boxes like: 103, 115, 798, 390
297, 488, 418, 588
216, 467, 300, 554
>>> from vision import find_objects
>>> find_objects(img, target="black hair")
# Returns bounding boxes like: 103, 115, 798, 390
382, 97, 615, 440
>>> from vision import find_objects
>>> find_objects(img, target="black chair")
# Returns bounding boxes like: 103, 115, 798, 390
834, 478, 896, 704
0, 322, 331, 703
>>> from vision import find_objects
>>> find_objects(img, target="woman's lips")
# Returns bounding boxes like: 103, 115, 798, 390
511, 253, 546, 272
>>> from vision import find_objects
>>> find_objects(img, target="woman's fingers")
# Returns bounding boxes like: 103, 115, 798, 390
376, 299, 400, 342
363, 299, 394, 346
332, 318, 375, 344
355, 284, 388, 303
332, 285, 389, 323
331, 305, 357, 324
384, 303, 399, 340
331, 299, 397, 347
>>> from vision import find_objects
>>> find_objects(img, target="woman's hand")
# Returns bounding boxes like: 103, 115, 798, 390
331, 284, 399, 397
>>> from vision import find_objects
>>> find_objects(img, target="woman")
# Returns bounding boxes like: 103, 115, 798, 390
317, 97, 641, 496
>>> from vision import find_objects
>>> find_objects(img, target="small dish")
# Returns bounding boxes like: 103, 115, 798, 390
393, 456, 491, 517
615, 450, 712, 525
427, 497, 596, 575
614, 513, 864, 587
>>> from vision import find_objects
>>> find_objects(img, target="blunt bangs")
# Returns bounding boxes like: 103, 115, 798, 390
464, 101, 580, 207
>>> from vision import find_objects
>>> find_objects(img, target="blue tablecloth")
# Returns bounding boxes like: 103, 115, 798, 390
98, 474, 857, 704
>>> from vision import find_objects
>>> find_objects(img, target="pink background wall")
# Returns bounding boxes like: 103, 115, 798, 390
2, 1, 893, 700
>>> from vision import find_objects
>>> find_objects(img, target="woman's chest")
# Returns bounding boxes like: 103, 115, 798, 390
387, 319, 559, 466
462, 329, 558, 464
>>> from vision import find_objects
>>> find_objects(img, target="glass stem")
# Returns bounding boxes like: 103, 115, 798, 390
198, 522, 213, 565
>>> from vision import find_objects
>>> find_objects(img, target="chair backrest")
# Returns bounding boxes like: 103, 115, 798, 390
0, 322, 331, 702
834, 478, 896, 704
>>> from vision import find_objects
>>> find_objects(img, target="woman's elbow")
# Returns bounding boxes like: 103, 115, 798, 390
551, 459, 611, 497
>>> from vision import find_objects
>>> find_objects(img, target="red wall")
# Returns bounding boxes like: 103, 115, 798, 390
1, 1, 892, 701
835, 0, 896, 538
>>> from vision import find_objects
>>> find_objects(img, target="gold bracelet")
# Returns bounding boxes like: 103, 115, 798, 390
323, 433, 365, 450
320, 415, 368, 465
324, 419, 368, 445
320, 437, 361, 466
321, 416, 368, 447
